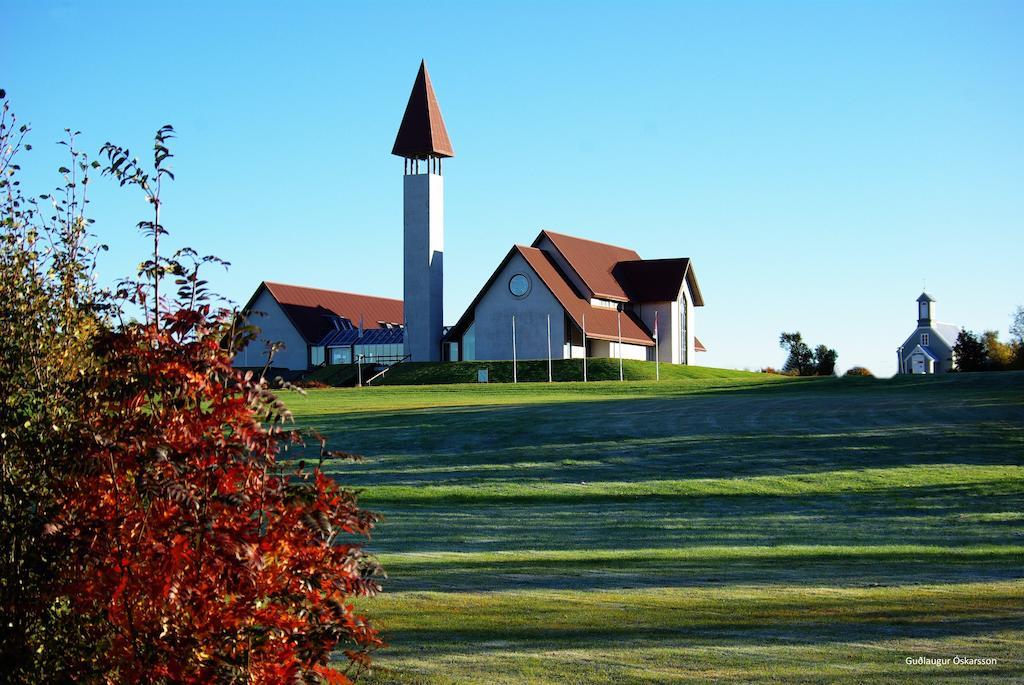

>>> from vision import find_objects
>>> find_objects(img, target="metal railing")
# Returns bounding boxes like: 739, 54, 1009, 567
360, 354, 413, 386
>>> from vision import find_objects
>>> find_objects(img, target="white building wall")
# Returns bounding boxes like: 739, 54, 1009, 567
589, 339, 648, 360
403, 173, 444, 362
233, 289, 309, 370
473, 252, 567, 361
635, 301, 677, 364
564, 342, 586, 358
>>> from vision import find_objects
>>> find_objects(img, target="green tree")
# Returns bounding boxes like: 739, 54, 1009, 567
1, 89, 107, 678
813, 345, 838, 376
1009, 307, 1024, 369
779, 333, 837, 376
952, 330, 986, 371
779, 332, 814, 375
1010, 306, 1024, 344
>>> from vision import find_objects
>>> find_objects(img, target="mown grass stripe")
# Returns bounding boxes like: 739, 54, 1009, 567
359, 464, 1024, 503
376, 544, 1024, 567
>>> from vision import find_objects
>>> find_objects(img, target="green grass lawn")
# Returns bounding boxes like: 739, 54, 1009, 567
284, 368, 1024, 683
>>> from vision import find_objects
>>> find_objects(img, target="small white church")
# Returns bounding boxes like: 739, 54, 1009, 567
233, 61, 705, 372
897, 292, 961, 374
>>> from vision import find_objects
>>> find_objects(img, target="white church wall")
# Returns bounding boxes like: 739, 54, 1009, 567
635, 301, 676, 364
588, 338, 648, 360
565, 342, 586, 358
614, 341, 649, 360
473, 252, 567, 361
234, 289, 309, 370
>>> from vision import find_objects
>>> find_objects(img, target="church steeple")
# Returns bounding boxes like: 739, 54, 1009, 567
917, 292, 935, 326
392, 60, 455, 163
397, 61, 451, 362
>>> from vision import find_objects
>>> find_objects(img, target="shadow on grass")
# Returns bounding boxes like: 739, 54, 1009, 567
297, 373, 1024, 489
359, 485, 1024, 562
379, 549, 1024, 593
376, 614, 1024, 657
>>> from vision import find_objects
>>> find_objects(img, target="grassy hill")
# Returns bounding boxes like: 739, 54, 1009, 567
284, 371, 1024, 684
306, 358, 776, 386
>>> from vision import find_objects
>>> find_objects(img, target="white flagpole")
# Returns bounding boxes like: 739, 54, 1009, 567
655, 309, 660, 381
617, 307, 623, 382
582, 314, 588, 383
512, 315, 518, 384
547, 314, 553, 382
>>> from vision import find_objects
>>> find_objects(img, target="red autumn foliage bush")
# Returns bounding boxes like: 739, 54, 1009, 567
2, 100, 383, 683
52, 310, 384, 683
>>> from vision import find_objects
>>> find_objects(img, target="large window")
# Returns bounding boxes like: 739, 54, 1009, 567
354, 343, 405, 364
462, 322, 476, 361
329, 347, 352, 365
310, 346, 325, 366
679, 298, 688, 365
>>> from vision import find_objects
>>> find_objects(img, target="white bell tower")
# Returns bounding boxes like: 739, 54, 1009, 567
393, 61, 455, 362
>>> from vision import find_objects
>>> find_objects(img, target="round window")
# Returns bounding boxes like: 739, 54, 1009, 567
509, 273, 530, 297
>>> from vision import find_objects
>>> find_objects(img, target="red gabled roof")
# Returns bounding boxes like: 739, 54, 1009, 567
249, 282, 403, 344
392, 60, 455, 159
534, 230, 640, 301
517, 247, 654, 346
444, 246, 655, 348
694, 337, 707, 352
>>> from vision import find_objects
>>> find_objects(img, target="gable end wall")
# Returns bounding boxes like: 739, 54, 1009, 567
233, 289, 310, 370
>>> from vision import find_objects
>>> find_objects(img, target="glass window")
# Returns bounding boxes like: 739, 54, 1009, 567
310, 346, 325, 366
509, 274, 530, 297
921, 333, 929, 346
679, 298, 688, 364
329, 347, 352, 365
463, 322, 476, 361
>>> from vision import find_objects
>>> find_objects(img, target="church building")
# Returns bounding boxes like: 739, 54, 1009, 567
233, 281, 403, 371
443, 231, 705, 364
234, 60, 706, 373
897, 292, 961, 374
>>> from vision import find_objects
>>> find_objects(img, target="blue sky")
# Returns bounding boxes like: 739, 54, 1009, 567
6, 1, 1023, 375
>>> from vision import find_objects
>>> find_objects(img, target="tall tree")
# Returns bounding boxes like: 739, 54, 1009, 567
1009, 307, 1024, 369
779, 332, 815, 375
1, 91, 106, 678
1010, 306, 1024, 344
813, 345, 839, 376
953, 330, 986, 372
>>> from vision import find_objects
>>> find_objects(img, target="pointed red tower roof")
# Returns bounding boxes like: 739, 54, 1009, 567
392, 60, 455, 159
